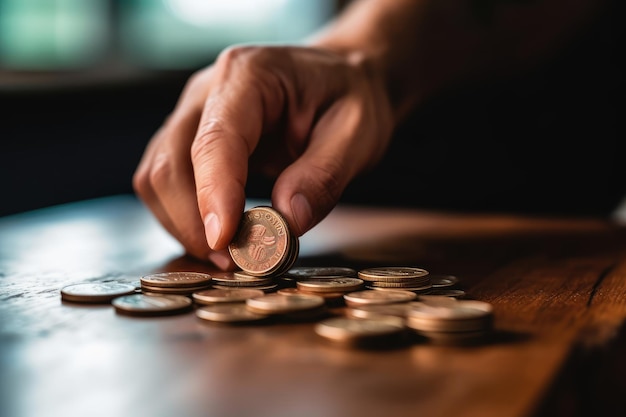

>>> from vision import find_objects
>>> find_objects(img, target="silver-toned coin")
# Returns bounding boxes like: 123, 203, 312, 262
140, 271, 212, 288
343, 289, 416, 306
315, 317, 405, 342
192, 288, 265, 305
196, 304, 268, 323
296, 278, 364, 293
429, 274, 459, 288
286, 266, 358, 279
246, 293, 324, 314
112, 294, 192, 316
60, 282, 136, 303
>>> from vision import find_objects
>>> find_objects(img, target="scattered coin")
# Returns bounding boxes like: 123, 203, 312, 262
358, 267, 430, 282
192, 288, 265, 305
285, 266, 358, 279
112, 294, 192, 316
60, 282, 136, 304
196, 304, 269, 323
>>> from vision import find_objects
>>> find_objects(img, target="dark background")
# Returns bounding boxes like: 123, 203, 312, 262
0, 0, 624, 218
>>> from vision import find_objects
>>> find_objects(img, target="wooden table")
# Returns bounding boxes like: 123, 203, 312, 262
2, 195, 626, 417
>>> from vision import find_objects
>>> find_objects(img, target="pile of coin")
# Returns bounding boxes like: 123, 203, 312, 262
140, 271, 212, 296
358, 267, 432, 293
405, 298, 493, 344
209, 271, 278, 292
228, 206, 299, 277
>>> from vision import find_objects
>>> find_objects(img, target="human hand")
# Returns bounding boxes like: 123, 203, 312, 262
133, 45, 394, 269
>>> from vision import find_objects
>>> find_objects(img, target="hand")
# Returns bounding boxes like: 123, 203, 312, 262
133, 45, 394, 269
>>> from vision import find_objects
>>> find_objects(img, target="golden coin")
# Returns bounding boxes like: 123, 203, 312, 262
60, 282, 136, 304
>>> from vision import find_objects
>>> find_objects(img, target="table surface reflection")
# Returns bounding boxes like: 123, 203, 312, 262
2, 195, 626, 417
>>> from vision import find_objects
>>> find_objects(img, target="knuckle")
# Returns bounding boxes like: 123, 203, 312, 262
132, 167, 150, 196
148, 153, 174, 189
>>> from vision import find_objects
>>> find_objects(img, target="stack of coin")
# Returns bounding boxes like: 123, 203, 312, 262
210, 271, 278, 292
140, 271, 212, 296
246, 293, 327, 320
281, 266, 358, 286
291, 277, 364, 306
358, 267, 432, 293
343, 289, 416, 308
228, 206, 299, 277
314, 316, 406, 347
405, 298, 494, 345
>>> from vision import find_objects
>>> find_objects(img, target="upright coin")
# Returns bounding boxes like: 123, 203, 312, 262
112, 294, 192, 316
228, 206, 296, 276
60, 282, 136, 303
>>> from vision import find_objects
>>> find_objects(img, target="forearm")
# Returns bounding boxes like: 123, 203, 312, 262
310, 0, 606, 122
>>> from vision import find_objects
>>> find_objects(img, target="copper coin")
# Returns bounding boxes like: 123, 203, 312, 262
343, 289, 416, 306
196, 304, 269, 323
358, 267, 430, 282
296, 278, 364, 293
228, 206, 292, 276
140, 271, 212, 288
315, 317, 405, 342
192, 288, 265, 305
245, 293, 324, 314
60, 282, 136, 303
112, 294, 192, 316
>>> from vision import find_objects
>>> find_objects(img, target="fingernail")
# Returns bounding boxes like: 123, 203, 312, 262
290, 193, 313, 234
209, 251, 233, 271
204, 213, 221, 249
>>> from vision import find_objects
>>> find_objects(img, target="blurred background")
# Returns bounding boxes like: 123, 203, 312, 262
0, 0, 624, 219
0, 0, 341, 216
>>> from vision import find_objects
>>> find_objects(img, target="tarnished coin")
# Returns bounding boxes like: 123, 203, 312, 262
196, 304, 269, 323
246, 293, 324, 314
60, 282, 136, 303
192, 288, 265, 305
343, 289, 416, 307
297, 278, 364, 293
358, 267, 429, 282
140, 271, 212, 288
112, 294, 192, 316
315, 317, 405, 343
228, 206, 297, 276
429, 274, 459, 288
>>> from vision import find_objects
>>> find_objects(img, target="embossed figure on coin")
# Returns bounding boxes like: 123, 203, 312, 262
247, 224, 276, 261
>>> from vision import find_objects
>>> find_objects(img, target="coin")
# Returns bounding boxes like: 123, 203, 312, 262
296, 278, 364, 293
140, 284, 211, 295
343, 289, 416, 307
286, 266, 358, 279
358, 267, 430, 282
406, 300, 493, 334
246, 293, 324, 314
192, 288, 265, 305
112, 294, 192, 316
429, 274, 459, 288
140, 271, 212, 288
427, 289, 466, 298
196, 304, 269, 323
314, 317, 405, 343
212, 272, 274, 287
60, 282, 136, 303
228, 206, 297, 276
345, 303, 414, 319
